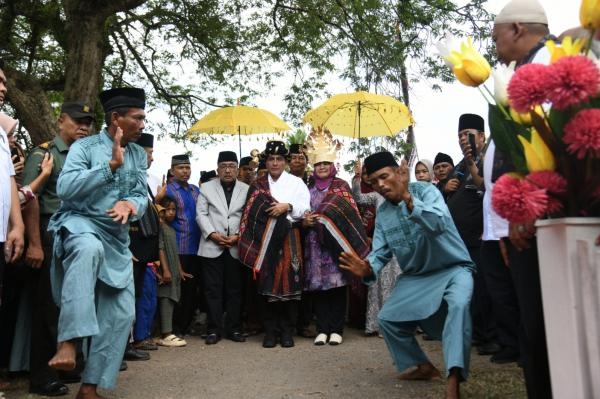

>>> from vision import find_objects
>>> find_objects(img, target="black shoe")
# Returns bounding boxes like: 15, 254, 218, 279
262, 334, 277, 348
120, 361, 128, 371
477, 342, 502, 356
133, 339, 158, 351
30, 381, 69, 397
205, 333, 221, 345
280, 335, 294, 348
226, 331, 246, 342
124, 345, 151, 361
490, 349, 520, 364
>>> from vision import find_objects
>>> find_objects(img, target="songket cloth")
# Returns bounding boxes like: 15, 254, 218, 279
304, 179, 369, 291
366, 182, 474, 380
48, 129, 148, 389
239, 174, 307, 301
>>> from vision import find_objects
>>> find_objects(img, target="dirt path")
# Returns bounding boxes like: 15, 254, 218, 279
2, 328, 526, 399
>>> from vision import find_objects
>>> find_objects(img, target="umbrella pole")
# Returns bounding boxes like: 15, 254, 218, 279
358, 101, 361, 140
238, 126, 242, 159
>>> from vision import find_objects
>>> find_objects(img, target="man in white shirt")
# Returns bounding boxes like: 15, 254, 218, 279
238, 141, 310, 349
0, 58, 25, 297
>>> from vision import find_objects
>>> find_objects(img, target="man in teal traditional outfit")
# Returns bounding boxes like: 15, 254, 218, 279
339, 152, 474, 399
47, 87, 148, 399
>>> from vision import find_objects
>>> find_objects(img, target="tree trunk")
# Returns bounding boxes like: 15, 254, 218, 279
5, 0, 146, 146
62, 14, 107, 109
396, 26, 416, 166
6, 67, 58, 145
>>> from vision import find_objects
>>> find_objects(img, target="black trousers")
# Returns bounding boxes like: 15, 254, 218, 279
261, 298, 298, 338
200, 251, 244, 335
173, 254, 202, 335
296, 290, 314, 331
0, 242, 4, 298
468, 245, 496, 344
507, 240, 552, 399
480, 240, 520, 352
29, 215, 83, 387
313, 286, 347, 335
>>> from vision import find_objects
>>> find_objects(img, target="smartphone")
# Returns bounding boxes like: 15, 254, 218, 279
468, 133, 477, 160
10, 147, 19, 164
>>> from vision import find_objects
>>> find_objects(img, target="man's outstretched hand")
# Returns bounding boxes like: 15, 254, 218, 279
339, 251, 373, 278
107, 200, 137, 224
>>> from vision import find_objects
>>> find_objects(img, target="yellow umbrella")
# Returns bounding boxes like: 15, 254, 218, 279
303, 91, 413, 139
188, 105, 291, 156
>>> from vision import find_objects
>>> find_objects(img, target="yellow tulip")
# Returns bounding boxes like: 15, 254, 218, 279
444, 37, 491, 87
518, 129, 555, 172
580, 0, 600, 29
545, 36, 587, 63
509, 105, 544, 126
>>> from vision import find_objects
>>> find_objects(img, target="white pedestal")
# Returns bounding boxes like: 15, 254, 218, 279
536, 217, 600, 399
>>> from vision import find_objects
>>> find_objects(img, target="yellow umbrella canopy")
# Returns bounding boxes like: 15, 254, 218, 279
303, 91, 413, 139
188, 105, 291, 156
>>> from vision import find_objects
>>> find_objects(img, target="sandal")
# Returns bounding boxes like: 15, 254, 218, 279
157, 334, 187, 347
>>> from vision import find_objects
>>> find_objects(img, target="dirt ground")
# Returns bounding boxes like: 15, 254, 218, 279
1, 327, 526, 399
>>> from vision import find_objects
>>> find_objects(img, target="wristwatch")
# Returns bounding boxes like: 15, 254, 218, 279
288, 203, 293, 213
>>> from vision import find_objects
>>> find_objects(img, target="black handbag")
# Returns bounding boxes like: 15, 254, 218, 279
139, 199, 160, 238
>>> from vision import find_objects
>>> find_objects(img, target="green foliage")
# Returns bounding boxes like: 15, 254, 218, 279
286, 128, 307, 145
342, 134, 413, 173
1, 0, 492, 148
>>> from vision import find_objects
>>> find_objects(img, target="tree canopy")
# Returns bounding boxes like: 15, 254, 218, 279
0, 0, 493, 151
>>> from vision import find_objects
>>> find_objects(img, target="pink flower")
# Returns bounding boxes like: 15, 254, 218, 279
546, 56, 600, 109
526, 171, 567, 214
526, 171, 567, 194
563, 108, 600, 159
492, 174, 549, 223
507, 64, 551, 113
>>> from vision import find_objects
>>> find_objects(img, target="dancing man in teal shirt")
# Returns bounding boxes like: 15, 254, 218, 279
339, 152, 474, 399
47, 88, 149, 399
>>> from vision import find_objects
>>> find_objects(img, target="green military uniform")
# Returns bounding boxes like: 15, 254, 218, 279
22, 136, 69, 215
22, 135, 73, 390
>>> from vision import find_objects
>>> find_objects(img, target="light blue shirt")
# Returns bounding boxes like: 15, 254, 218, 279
367, 182, 474, 280
366, 182, 474, 322
49, 128, 148, 288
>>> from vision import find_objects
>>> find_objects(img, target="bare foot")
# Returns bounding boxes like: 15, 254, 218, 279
445, 368, 461, 399
75, 383, 105, 399
48, 341, 76, 371
398, 362, 442, 381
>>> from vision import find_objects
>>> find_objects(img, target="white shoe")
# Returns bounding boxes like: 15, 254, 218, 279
329, 333, 343, 345
157, 334, 187, 347
314, 333, 328, 346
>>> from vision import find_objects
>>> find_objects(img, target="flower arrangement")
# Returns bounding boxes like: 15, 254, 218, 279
437, 1, 600, 223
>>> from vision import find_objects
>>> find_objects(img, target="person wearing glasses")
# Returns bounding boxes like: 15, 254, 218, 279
196, 151, 249, 345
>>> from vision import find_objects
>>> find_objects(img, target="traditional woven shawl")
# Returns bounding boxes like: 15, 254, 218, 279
238, 176, 290, 273
314, 178, 370, 259
238, 176, 303, 300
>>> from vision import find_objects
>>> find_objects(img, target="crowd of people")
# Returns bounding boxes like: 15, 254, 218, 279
3, 0, 598, 398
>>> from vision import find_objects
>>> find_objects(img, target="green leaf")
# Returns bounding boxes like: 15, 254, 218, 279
488, 103, 528, 174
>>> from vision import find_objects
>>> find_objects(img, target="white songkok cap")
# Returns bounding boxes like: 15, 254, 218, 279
494, 0, 548, 25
